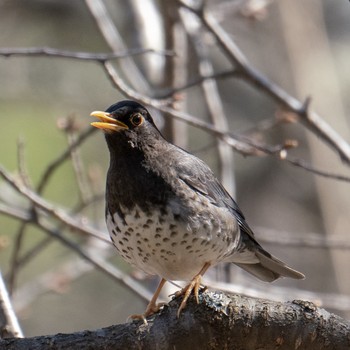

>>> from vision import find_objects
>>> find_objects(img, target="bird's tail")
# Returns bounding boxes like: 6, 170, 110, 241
235, 248, 305, 282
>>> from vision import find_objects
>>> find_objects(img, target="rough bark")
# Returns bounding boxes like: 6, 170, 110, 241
1, 291, 349, 349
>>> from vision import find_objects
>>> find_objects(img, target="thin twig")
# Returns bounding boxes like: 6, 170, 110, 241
7, 237, 54, 281
33, 218, 154, 305
102, 61, 262, 153
6, 127, 103, 291
8, 139, 33, 294
102, 61, 172, 107
8, 225, 27, 295
0, 195, 154, 306
177, 1, 350, 164
181, 8, 235, 195
0, 47, 173, 62
102, 61, 350, 182
84, 0, 152, 93
0, 204, 30, 221
155, 69, 238, 99
2, 41, 348, 182
255, 227, 350, 250
1, 176, 350, 315
16, 137, 31, 188
5, 193, 105, 280
62, 117, 92, 204
0, 165, 111, 245
0, 272, 23, 338
285, 156, 350, 182
12, 247, 103, 313
37, 126, 95, 194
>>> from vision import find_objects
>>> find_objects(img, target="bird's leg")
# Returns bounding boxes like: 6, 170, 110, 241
175, 262, 211, 318
129, 278, 167, 324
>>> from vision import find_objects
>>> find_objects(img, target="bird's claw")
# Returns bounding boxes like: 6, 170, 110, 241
128, 302, 166, 325
174, 275, 204, 318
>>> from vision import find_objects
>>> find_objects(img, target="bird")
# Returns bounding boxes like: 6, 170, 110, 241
90, 100, 305, 320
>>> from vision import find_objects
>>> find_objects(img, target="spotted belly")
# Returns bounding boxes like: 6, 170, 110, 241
106, 205, 239, 281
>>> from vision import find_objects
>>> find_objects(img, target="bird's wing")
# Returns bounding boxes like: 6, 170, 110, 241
175, 149, 256, 240
173, 149, 305, 282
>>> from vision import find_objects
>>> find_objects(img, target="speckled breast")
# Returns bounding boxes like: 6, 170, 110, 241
106, 202, 240, 281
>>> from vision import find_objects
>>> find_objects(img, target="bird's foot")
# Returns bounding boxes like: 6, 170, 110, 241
128, 301, 166, 325
173, 262, 211, 318
128, 278, 167, 324
174, 276, 203, 318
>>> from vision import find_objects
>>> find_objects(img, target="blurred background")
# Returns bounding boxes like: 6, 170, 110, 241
0, 0, 349, 337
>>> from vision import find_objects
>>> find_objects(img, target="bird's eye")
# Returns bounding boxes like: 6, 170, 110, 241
130, 113, 143, 127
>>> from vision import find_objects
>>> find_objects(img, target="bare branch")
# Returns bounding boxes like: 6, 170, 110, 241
155, 69, 238, 99
0, 47, 172, 62
12, 237, 135, 313
6, 193, 103, 278
1, 292, 349, 349
0, 166, 158, 305
255, 227, 350, 250
0, 272, 23, 339
177, 1, 350, 164
7, 237, 53, 281
34, 218, 154, 305
181, 8, 236, 195
102, 61, 274, 154
0, 204, 30, 222
16, 138, 31, 189
37, 127, 95, 194
0, 165, 110, 245
1, 43, 348, 182
12, 255, 96, 313
7, 225, 27, 295
84, 0, 153, 93
59, 116, 92, 204
102, 61, 350, 182
0, 198, 154, 306
1, 3, 349, 345
284, 156, 350, 182
7, 139, 33, 294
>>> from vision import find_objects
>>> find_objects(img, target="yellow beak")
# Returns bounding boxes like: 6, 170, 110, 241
90, 111, 128, 132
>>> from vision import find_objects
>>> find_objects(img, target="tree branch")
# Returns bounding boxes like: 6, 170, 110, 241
2, 44, 349, 182
0, 291, 348, 349
0, 47, 172, 62
102, 61, 350, 182
0, 272, 23, 339
178, 1, 350, 165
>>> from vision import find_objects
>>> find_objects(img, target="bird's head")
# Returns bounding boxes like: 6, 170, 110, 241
90, 100, 161, 150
